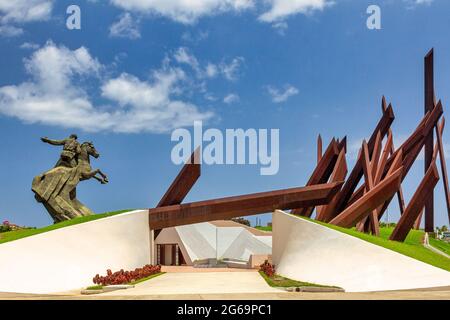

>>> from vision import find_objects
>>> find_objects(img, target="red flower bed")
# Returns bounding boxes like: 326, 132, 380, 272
259, 260, 275, 278
93, 264, 161, 286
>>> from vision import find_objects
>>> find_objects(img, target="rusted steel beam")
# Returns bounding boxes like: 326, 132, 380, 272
432, 120, 444, 160
376, 149, 404, 220
384, 102, 441, 175
338, 136, 347, 153
414, 210, 424, 230
292, 138, 340, 217
157, 148, 201, 207
360, 140, 380, 236
370, 131, 382, 181
374, 131, 393, 185
316, 149, 348, 222
360, 103, 442, 221
414, 120, 444, 230
390, 163, 439, 242
317, 134, 323, 164
149, 182, 344, 230
331, 103, 395, 217
154, 148, 201, 238
381, 132, 406, 216
434, 118, 450, 224
346, 185, 365, 209
424, 49, 435, 233
390, 135, 406, 215
397, 187, 406, 216
355, 148, 404, 223
402, 137, 427, 176
330, 166, 403, 228
346, 131, 387, 210
381, 99, 407, 215
315, 137, 347, 220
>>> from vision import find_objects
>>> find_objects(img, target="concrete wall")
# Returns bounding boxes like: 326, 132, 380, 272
156, 222, 272, 264
176, 223, 216, 262
221, 229, 272, 262
0, 210, 152, 294
273, 210, 450, 292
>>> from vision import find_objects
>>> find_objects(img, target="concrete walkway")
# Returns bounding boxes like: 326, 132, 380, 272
161, 266, 255, 273
98, 271, 281, 296
424, 233, 450, 259
2, 287, 450, 300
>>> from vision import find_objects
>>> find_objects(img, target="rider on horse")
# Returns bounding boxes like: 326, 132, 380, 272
41, 134, 81, 168
33, 135, 108, 222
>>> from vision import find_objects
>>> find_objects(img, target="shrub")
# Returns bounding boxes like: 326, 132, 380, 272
93, 264, 161, 286
231, 217, 251, 227
259, 260, 275, 278
0, 221, 11, 233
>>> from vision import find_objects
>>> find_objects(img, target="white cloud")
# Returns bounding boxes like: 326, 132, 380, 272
173, 47, 243, 81
259, 0, 333, 22
204, 92, 218, 101
272, 21, 288, 35
0, 24, 23, 37
220, 57, 244, 81
0, 0, 53, 24
20, 42, 40, 49
347, 138, 363, 161
409, 0, 433, 5
205, 63, 218, 78
0, 0, 53, 37
181, 30, 209, 43
109, 13, 141, 39
266, 84, 299, 103
174, 47, 201, 74
224, 93, 240, 104
403, 0, 433, 9
110, 0, 254, 24
0, 41, 213, 133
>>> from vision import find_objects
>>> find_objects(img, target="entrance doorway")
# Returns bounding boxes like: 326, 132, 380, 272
156, 244, 186, 266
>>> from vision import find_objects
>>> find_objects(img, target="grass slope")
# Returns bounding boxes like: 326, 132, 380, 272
0, 210, 133, 245
429, 237, 450, 255
259, 271, 339, 288
255, 226, 272, 232
299, 216, 450, 272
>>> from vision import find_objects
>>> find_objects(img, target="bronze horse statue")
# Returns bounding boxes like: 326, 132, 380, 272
32, 141, 108, 223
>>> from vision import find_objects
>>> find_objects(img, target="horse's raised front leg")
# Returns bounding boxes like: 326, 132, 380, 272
93, 175, 108, 184
96, 169, 109, 183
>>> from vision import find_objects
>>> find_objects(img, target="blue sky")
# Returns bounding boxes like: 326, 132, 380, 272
0, 0, 449, 228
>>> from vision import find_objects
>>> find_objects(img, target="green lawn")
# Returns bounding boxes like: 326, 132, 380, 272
429, 237, 450, 255
259, 271, 338, 288
255, 226, 272, 232
86, 272, 165, 290
256, 223, 450, 258
0, 209, 133, 245
296, 215, 450, 272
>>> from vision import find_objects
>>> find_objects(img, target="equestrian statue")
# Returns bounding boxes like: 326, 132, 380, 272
32, 134, 109, 223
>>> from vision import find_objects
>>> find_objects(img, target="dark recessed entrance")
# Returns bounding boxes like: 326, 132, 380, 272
156, 244, 186, 266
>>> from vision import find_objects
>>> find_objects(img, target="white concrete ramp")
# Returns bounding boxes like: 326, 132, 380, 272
0, 210, 152, 294
272, 210, 450, 292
